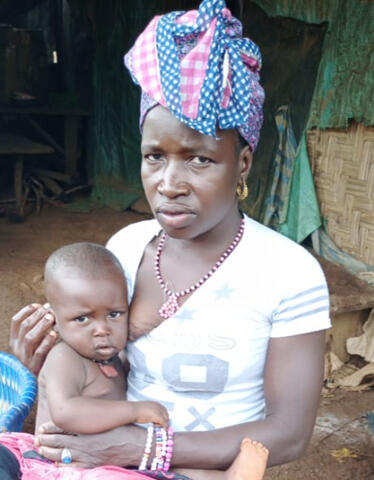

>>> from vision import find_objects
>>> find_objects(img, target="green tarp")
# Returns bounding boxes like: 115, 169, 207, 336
254, 0, 374, 129
278, 133, 321, 243
261, 105, 321, 243
241, 2, 326, 242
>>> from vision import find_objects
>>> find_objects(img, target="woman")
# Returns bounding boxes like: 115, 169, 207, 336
1, 243, 268, 480
9, 0, 330, 473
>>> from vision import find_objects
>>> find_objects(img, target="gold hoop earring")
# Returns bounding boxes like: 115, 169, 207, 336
236, 181, 248, 201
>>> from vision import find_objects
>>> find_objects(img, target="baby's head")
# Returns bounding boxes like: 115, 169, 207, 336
44, 242, 128, 362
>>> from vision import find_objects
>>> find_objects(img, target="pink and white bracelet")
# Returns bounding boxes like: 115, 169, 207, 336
150, 426, 166, 470
139, 424, 174, 472
163, 427, 174, 472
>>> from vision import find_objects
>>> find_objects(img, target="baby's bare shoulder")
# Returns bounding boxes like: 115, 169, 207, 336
41, 341, 85, 377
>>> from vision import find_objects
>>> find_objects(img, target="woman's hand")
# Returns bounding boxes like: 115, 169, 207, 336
10, 303, 57, 375
35, 421, 145, 468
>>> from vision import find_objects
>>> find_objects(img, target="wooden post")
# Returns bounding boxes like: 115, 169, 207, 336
14, 154, 24, 218
64, 115, 80, 176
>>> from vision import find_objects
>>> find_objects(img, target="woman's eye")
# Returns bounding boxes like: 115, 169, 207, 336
144, 153, 163, 162
74, 315, 89, 324
189, 156, 211, 166
108, 311, 121, 319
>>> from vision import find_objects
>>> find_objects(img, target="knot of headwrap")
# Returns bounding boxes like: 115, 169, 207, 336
124, 0, 265, 151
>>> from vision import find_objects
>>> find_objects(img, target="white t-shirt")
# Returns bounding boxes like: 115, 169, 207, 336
107, 215, 331, 431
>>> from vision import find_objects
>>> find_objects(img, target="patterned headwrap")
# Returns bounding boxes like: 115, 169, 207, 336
124, 0, 265, 151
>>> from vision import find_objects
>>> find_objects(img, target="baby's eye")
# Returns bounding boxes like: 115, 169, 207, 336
74, 315, 89, 324
108, 311, 121, 319
189, 156, 212, 166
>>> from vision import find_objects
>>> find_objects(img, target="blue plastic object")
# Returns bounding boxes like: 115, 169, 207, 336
0, 352, 37, 432
368, 412, 374, 436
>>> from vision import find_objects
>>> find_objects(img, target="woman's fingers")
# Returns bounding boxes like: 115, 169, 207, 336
36, 434, 100, 468
27, 322, 58, 374
37, 421, 64, 435
35, 426, 138, 468
10, 304, 41, 338
18, 306, 53, 342
35, 445, 81, 468
10, 303, 56, 375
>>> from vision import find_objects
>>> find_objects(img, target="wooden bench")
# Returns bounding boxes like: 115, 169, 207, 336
315, 253, 374, 361
0, 105, 89, 181
0, 133, 54, 218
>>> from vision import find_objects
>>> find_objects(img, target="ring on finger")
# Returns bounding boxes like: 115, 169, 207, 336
61, 447, 72, 464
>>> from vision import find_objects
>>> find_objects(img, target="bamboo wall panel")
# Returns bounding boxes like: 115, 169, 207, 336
308, 123, 374, 266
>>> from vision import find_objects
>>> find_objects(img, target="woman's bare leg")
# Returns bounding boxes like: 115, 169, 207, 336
173, 438, 269, 480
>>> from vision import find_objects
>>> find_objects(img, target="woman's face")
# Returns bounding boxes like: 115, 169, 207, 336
141, 106, 252, 240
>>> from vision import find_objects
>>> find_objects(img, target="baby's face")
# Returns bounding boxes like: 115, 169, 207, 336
48, 268, 128, 362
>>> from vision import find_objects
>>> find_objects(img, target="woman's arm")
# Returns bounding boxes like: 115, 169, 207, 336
36, 330, 325, 469
35, 423, 146, 468
172, 329, 326, 468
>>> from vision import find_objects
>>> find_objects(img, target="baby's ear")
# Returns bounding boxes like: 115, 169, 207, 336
50, 321, 60, 343
52, 317, 59, 334
46, 306, 58, 331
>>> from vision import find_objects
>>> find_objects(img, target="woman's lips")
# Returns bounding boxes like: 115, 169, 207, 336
157, 209, 196, 229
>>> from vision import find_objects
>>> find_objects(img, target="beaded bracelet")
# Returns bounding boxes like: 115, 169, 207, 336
163, 427, 174, 472
149, 426, 174, 472
139, 424, 154, 470
150, 426, 165, 470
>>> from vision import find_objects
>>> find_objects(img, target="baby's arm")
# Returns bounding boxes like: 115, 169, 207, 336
43, 342, 169, 433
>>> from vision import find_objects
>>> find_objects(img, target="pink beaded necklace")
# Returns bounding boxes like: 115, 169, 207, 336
155, 218, 245, 319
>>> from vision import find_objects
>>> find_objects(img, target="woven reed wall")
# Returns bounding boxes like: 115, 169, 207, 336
307, 123, 374, 266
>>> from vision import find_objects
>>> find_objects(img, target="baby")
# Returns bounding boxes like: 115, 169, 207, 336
36, 241, 168, 435
0, 242, 268, 480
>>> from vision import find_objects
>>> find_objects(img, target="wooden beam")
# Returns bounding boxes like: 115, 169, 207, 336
0, 0, 45, 21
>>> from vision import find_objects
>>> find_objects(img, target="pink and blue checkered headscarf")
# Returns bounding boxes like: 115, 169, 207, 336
124, 0, 265, 151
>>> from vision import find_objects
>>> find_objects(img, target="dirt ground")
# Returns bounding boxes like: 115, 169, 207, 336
0, 204, 373, 479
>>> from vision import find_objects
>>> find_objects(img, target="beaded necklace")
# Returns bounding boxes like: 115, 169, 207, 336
93, 354, 119, 378
155, 217, 245, 319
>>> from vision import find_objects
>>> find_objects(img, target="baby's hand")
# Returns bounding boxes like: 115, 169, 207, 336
135, 401, 169, 429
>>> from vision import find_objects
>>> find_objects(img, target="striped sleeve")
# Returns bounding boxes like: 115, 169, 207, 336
271, 254, 331, 337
